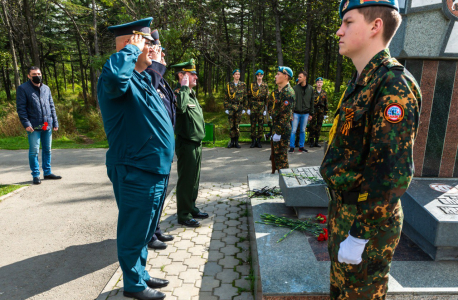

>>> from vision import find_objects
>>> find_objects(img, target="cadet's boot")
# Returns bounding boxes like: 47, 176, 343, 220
250, 138, 256, 148
228, 138, 234, 148
256, 138, 262, 148
314, 139, 321, 148
309, 138, 315, 148
235, 137, 241, 148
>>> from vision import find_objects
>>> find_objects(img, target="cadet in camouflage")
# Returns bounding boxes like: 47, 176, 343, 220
247, 69, 269, 148
269, 67, 294, 172
225, 69, 247, 148
320, 1, 422, 298
308, 77, 328, 148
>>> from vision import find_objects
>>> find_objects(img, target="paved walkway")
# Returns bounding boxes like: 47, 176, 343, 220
97, 183, 253, 300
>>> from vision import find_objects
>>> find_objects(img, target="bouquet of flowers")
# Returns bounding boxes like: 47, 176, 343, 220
34, 122, 48, 131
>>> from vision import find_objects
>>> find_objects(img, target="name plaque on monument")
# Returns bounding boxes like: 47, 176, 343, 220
279, 166, 328, 218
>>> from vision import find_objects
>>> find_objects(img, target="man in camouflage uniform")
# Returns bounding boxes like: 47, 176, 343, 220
269, 66, 294, 172
225, 69, 247, 148
320, 1, 421, 299
247, 69, 269, 148
308, 77, 328, 148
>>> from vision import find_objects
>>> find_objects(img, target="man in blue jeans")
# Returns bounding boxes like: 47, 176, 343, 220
289, 71, 314, 153
16, 66, 61, 185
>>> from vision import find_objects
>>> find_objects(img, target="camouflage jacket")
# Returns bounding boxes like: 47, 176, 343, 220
224, 81, 247, 111
247, 82, 269, 113
313, 89, 328, 113
319, 49, 422, 239
268, 83, 294, 137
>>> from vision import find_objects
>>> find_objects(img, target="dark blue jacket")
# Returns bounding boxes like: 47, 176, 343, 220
97, 44, 174, 175
145, 62, 176, 128
16, 81, 58, 129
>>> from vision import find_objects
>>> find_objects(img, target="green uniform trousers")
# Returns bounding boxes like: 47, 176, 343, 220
328, 191, 403, 299
176, 136, 202, 222
273, 138, 289, 171
228, 109, 243, 138
107, 164, 169, 292
250, 112, 264, 139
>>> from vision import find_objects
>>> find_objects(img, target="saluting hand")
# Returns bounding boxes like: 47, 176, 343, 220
129, 34, 145, 51
181, 74, 189, 87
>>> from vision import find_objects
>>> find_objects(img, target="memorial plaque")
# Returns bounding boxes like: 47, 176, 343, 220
438, 195, 458, 205
439, 206, 458, 215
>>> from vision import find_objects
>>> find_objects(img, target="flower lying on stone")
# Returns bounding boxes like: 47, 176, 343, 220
317, 228, 328, 241
316, 213, 327, 224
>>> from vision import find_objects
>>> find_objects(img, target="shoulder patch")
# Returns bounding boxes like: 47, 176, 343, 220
384, 103, 404, 123
284, 100, 289, 106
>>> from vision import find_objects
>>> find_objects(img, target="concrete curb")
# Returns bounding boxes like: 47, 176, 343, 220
0, 185, 30, 202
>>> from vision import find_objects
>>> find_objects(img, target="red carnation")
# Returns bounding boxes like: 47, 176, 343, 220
42, 122, 48, 130
316, 213, 327, 224
317, 228, 328, 242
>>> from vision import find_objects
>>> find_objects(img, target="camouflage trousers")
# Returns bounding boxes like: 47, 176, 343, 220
228, 110, 243, 138
328, 191, 403, 300
250, 112, 264, 139
273, 138, 289, 170
308, 110, 325, 139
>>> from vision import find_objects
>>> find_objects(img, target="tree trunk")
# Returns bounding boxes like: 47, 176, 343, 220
2, 66, 11, 101
23, 0, 40, 67
62, 58, 66, 91
1, 0, 21, 88
311, 30, 318, 82
239, 1, 244, 81
221, 6, 231, 82
273, 0, 283, 65
53, 60, 60, 100
92, 0, 99, 103
71, 63, 75, 92
335, 54, 343, 93
303, 2, 313, 73
75, 33, 88, 106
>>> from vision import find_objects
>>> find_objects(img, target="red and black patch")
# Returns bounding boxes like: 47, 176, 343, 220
284, 100, 289, 106
384, 103, 404, 123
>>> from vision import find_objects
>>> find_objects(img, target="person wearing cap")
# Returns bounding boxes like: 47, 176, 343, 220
170, 59, 208, 228
289, 70, 314, 153
247, 69, 269, 148
307, 77, 328, 148
97, 17, 173, 300
225, 69, 247, 148
319, 1, 421, 298
268, 66, 295, 172
144, 29, 176, 251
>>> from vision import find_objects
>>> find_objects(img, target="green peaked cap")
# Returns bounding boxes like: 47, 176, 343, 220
171, 59, 196, 74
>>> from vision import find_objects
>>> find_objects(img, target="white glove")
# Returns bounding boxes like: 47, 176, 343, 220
247, 109, 251, 115
263, 111, 267, 116
225, 110, 229, 115
269, 116, 272, 120
242, 110, 246, 115
272, 134, 281, 142
338, 233, 369, 265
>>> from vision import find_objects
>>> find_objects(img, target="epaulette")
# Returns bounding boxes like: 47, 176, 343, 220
382, 58, 404, 71
174, 88, 180, 94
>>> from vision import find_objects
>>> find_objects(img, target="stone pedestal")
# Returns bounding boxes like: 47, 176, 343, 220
389, 0, 458, 260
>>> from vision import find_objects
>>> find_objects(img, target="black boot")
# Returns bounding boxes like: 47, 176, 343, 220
309, 138, 315, 148
256, 138, 262, 148
228, 138, 234, 148
235, 137, 241, 148
250, 138, 256, 148
314, 138, 321, 148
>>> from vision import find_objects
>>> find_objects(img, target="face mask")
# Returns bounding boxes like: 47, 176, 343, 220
31, 76, 42, 84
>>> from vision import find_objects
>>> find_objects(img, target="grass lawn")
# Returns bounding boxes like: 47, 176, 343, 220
0, 184, 27, 199
0, 136, 109, 150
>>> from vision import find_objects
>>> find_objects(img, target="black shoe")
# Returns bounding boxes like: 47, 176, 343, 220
123, 287, 165, 300
44, 174, 62, 180
314, 140, 321, 147
309, 138, 315, 148
228, 138, 234, 148
145, 277, 169, 289
256, 138, 262, 148
289, 147, 294, 153
234, 137, 241, 148
192, 212, 209, 219
157, 234, 174, 242
33, 177, 41, 185
178, 219, 201, 227
148, 240, 167, 250
250, 139, 256, 148
299, 147, 308, 153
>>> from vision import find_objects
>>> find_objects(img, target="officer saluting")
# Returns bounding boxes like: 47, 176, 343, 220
320, 0, 421, 298
171, 59, 208, 228
98, 18, 173, 300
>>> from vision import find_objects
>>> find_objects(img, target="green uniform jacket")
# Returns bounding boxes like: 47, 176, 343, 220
97, 44, 174, 174
320, 49, 422, 239
313, 89, 328, 113
268, 83, 295, 137
292, 84, 314, 114
224, 82, 247, 111
247, 82, 269, 113
174, 84, 205, 143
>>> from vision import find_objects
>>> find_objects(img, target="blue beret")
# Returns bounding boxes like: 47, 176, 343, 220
108, 17, 154, 41
340, 0, 399, 19
316, 77, 324, 82
233, 69, 240, 75
255, 69, 264, 75
278, 66, 293, 78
